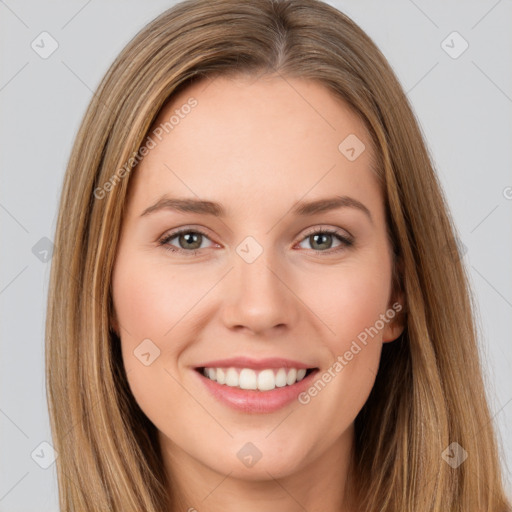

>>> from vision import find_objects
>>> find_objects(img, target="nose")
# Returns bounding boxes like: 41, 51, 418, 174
220, 247, 299, 336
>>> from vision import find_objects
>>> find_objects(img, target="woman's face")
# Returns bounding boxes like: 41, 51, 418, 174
111, 74, 404, 483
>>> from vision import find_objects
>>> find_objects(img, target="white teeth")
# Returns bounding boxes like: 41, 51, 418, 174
225, 368, 238, 387
275, 368, 287, 387
201, 366, 310, 391
286, 368, 297, 385
257, 369, 276, 391
216, 367, 226, 385
239, 368, 257, 390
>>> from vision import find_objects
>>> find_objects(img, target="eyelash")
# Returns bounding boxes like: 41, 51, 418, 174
157, 226, 354, 256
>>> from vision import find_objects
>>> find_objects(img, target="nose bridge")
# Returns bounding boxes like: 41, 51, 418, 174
221, 236, 297, 333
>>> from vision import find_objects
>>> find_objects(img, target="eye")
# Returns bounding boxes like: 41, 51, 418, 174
296, 227, 353, 254
158, 228, 216, 255
157, 226, 354, 256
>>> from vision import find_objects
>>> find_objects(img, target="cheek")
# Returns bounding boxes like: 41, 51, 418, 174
112, 253, 195, 344
112, 255, 195, 429
112, 251, 221, 383
111, 252, 181, 382
310, 261, 392, 349
300, 257, 392, 405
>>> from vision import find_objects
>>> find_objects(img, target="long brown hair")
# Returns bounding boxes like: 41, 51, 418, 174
45, 0, 511, 510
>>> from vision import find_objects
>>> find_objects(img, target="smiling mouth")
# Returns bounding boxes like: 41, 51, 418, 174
195, 366, 318, 392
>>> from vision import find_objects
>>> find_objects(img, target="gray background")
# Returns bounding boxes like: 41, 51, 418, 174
1, 0, 511, 510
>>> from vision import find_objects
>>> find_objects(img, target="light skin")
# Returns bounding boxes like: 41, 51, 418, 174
111, 73, 405, 511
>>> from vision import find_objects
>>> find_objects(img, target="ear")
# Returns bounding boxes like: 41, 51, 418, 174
382, 290, 406, 343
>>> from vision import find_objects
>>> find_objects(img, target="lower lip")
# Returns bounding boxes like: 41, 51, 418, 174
194, 368, 319, 413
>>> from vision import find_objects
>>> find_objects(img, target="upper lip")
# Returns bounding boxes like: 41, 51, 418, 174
195, 357, 317, 370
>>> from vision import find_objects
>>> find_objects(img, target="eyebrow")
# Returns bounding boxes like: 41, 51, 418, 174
140, 194, 373, 223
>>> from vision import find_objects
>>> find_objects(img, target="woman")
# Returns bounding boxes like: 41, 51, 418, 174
45, 0, 511, 510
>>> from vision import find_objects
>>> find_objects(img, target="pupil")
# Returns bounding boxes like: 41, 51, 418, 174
181, 232, 201, 249
312, 233, 331, 250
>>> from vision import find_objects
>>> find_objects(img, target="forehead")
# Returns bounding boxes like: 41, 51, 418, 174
126, 74, 381, 219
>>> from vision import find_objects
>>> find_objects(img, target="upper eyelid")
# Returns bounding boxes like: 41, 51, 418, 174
301, 225, 352, 238
160, 226, 214, 243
